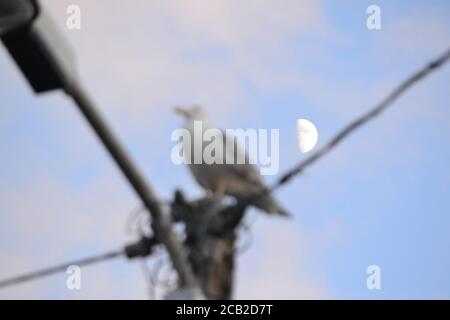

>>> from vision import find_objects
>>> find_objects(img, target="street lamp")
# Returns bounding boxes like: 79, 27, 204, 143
1, 0, 76, 92
0, 0, 198, 290
0, 0, 35, 34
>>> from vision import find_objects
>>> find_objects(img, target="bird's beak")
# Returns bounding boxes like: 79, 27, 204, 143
174, 106, 189, 118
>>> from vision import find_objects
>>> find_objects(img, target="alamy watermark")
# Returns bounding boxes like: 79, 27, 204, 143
366, 5, 381, 30
171, 121, 279, 176
366, 264, 381, 290
66, 265, 81, 290
66, 5, 81, 30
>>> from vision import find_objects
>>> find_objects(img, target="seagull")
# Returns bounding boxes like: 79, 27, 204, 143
175, 106, 290, 217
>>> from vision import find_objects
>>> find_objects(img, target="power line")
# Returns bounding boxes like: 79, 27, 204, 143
0, 236, 157, 290
0, 250, 122, 289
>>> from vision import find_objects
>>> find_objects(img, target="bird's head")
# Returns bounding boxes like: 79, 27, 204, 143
174, 105, 208, 122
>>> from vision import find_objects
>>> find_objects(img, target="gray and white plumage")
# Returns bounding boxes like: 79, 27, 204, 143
175, 106, 290, 217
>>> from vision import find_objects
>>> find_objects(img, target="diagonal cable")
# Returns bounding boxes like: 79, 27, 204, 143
0, 250, 122, 289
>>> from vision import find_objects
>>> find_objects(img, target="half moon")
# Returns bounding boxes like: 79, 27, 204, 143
297, 119, 318, 153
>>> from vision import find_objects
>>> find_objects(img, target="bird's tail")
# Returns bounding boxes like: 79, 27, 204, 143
254, 194, 292, 217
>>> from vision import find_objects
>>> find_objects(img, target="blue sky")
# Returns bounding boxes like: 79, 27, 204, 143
1, 0, 450, 299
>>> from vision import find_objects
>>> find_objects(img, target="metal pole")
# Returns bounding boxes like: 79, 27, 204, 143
64, 80, 197, 288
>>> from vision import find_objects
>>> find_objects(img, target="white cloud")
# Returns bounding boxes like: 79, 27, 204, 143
38, 0, 330, 124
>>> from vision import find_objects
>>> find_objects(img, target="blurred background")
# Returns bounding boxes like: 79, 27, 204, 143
1, 0, 450, 299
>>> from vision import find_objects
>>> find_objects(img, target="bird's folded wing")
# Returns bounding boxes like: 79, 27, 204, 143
223, 130, 265, 188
